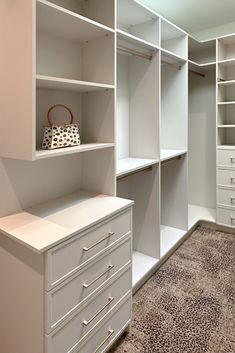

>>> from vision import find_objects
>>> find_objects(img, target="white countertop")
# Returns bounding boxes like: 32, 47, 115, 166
0, 191, 134, 253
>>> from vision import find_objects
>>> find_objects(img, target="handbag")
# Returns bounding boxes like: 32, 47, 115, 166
42, 104, 81, 150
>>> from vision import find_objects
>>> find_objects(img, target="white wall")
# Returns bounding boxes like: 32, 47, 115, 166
188, 69, 216, 208
192, 21, 235, 41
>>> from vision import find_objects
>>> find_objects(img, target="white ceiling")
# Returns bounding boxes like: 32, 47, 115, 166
140, 0, 235, 35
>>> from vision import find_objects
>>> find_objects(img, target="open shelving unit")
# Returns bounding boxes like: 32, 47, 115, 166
189, 36, 216, 65
161, 19, 187, 60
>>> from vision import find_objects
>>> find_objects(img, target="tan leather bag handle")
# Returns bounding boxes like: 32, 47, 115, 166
47, 104, 74, 127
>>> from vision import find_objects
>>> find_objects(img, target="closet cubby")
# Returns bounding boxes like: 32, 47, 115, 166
217, 127, 235, 147
46, 0, 115, 29
160, 156, 188, 257
160, 56, 188, 160
161, 19, 187, 59
217, 61, 235, 82
117, 0, 160, 47
117, 165, 160, 288
116, 47, 160, 177
217, 84, 235, 103
217, 34, 235, 62
217, 105, 235, 125
36, 87, 114, 157
188, 37, 216, 65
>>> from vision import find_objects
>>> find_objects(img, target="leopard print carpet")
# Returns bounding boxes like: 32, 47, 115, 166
109, 226, 235, 353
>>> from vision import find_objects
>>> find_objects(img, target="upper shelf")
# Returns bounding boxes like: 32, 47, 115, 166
117, 29, 159, 52
217, 79, 235, 86
161, 48, 187, 65
0, 191, 133, 253
36, 0, 114, 42
116, 158, 159, 178
160, 149, 187, 162
36, 75, 115, 92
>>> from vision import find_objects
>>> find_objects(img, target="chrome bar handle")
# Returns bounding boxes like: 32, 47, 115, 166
83, 232, 114, 252
83, 264, 114, 288
94, 329, 114, 353
230, 156, 235, 162
83, 296, 114, 326
230, 216, 235, 222
231, 196, 235, 202
230, 177, 235, 183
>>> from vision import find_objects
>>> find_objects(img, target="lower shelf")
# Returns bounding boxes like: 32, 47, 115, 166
160, 225, 186, 258
132, 251, 159, 288
188, 204, 216, 228
116, 157, 159, 178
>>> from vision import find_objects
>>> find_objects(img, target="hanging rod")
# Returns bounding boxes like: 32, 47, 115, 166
117, 166, 152, 180
117, 46, 153, 61
189, 69, 205, 78
161, 60, 181, 70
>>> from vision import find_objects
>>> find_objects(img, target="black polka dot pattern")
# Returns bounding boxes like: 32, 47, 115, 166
42, 124, 80, 150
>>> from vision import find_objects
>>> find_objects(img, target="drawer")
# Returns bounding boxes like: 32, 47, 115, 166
45, 294, 132, 353
217, 188, 235, 207
45, 238, 132, 333
217, 207, 235, 227
217, 149, 235, 167
46, 209, 132, 289
217, 168, 235, 186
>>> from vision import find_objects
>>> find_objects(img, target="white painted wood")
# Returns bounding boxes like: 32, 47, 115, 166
48, 295, 132, 353
217, 188, 235, 207
0, 191, 133, 253
116, 158, 159, 177
160, 149, 187, 162
132, 251, 159, 288
161, 19, 187, 59
160, 225, 186, 258
0, 235, 44, 353
188, 68, 216, 208
217, 34, 235, 61
189, 37, 216, 64
36, 0, 114, 42
36, 143, 114, 159
188, 204, 216, 228
45, 264, 131, 334
117, 165, 160, 259
217, 149, 235, 166
217, 168, 235, 186
46, 210, 131, 288
217, 206, 235, 227
36, 75, 115, 92
0, 0, 35, 160
48, 0, 115, 29
117, 29, 159, 51
161, 156, 188, 230
161, 48, 187, 64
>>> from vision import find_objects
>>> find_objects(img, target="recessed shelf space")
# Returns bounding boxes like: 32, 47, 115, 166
218, 60, 235, 83
117, 164, 160, 288
117, 0, 160, 47
36, 1, 114, 85
116, 49, 160, 162
44, 0, 115, 29
188, 36, 216, 65
188, 204, 216, 229
116, 158, 159, 178
160, 149, 187, 162
218, 34, 235, 61
161, 19, 187, 60
36, 87, 114, 156
161, 156, 188, 258
217, 127, 235, 148
217, 84, 235, 103
161, 58, 187, 151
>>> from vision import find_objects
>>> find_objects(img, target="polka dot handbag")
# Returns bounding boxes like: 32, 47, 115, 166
42, 104, 81, 150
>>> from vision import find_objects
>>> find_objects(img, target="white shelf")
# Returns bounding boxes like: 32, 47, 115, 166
217, 145, 235, 150
36, 143, 114, 159
217, 79, 235, 86
217, 101, 235, 105
116, 158, 159, 177
218, 58, 235, 67
36, 0, 114, 42
36, 75, 114, 92
188, 204, 216, 229
117, 29, 159, 52
0, 191, 134, 253
160, 149, 187, 162
161, 48, 187, 64
188, 59, 216, 68
218, 125, 235, 128
160, 225, 186, 258
132, 251, 159, 288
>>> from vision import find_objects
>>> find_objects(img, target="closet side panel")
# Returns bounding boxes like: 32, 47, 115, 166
188, 70, 216, 208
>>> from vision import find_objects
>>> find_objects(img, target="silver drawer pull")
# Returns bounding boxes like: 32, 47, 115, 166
83, 264, 114, 288
83, 296, 114, 326
94, 329, 114, 353
230, 156, 235, 162
83, 232, 114, 252
230, 177, 235, 182
231, 196, 235, 202
230, 216, 235, 222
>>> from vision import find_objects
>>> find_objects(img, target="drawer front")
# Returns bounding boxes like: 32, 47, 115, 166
217, 168, 235, 186
45, 294, 132, 353
45, 238, 132, 333
76, 297, 131, 353
217, 207, 235, 227
217, 188, 235, 207
46, 209, 132, 289
217, 149, 235, 167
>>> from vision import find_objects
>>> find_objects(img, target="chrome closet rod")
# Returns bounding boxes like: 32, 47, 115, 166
117, 46, 153, 61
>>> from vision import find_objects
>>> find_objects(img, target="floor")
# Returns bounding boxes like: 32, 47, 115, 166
109, 226, 235, 353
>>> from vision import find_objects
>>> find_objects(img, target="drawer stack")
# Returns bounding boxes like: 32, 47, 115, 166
44, 209, 132, 353
217, 150, 235, 227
